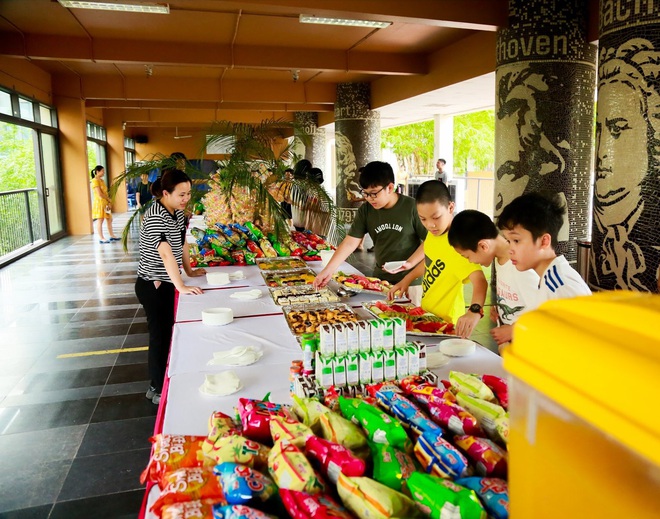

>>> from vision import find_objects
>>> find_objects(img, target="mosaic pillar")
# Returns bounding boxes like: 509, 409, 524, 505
495, 0, 597, 261
335, 83, 380, 224
294, 111, 325, 173
590, 2, 660, 293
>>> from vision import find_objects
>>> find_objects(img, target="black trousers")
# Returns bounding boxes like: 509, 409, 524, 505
135, 277, 175, 392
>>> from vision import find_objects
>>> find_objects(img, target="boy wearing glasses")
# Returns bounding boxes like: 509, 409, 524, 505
314, 161, 427, 302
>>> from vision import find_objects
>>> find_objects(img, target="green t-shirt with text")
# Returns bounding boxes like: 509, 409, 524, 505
348, 194, 427, 284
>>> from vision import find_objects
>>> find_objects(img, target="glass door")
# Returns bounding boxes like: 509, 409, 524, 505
41, 133, 65, 237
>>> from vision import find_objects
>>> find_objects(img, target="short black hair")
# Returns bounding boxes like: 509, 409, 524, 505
309, 167, 324, 184
437, 158, 446, 164
497, 192, 565, 248
358, 161, 395, 189
448, 210, 498, 251
415, 180, 452, 207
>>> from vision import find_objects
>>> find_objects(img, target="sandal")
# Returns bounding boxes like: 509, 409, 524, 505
99, 239, 110, 244
109, 237, 121, 242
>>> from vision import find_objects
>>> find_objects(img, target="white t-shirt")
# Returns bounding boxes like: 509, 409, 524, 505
538, 255, 591, 301
495, 259, 540, 325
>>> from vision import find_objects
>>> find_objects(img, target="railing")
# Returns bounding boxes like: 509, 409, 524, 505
0, 188, 42, 257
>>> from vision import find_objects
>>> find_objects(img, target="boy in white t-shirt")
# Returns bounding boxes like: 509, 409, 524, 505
448, 209, 539, 347
497, 193, 591, 303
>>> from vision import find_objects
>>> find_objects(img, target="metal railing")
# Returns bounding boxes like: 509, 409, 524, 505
0, 188, 42, 257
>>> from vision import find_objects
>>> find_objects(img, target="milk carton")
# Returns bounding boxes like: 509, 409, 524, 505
358, 351, 372, 384
383, 350, 397, 381
333, 323, 348, 356
406, 342, 420, 375
395, 346, 409, 379
319, 324, 335, 357
369, 319, 384, 351
355, 320, 372, 353
392, 317, 407, 347
315, 352, 334, 388
382, 318, 395, 351
346, 353, 360, 386
333, 356, 347, 387
415, 341, 427, 370
371, 350, 384, 383
344, 322, 360, 354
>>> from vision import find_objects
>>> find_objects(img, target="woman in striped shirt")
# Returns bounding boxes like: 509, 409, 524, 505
135, 169, 205, 404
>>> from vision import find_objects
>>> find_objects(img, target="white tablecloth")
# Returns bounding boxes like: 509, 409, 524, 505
176, 286, 282, 322
182, 265, 265, 289
168, 316, 301, 377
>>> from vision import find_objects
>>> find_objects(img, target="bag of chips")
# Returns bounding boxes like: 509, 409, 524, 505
448, 372, 496, 402
160, 499, 221, 519
268, 440, 326, 494
408, 385, 457, 407
213, 504, 277, 519
318, 410, 368, 453
369, 441, 417, 492
270, 415, 314, 448
213, 462, 277, 505
455, 392, 506, 439
141, 435, 208, 486
414, 430, 471, 479
452, 436, 508, 478
151, 467, 226, 516
292, 396, 331, 433
455, 477, 509, 519
427, 401, 485, 437
305, 436, 366, 484
481, 375, 509, 410
203, 434, 271, 469
375, 389, 443, 438
494, 414, 509, 445
280, 489, 355, 519
337, 474, 420, 519
407, 472, 487, 519
237, 398, 294, 444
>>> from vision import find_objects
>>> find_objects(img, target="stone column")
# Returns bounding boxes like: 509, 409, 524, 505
334, 83, 380, 225
294, 111, 325, 173
103, 110, 128, 213
590, 2, 660, 293
494, 0, 597, 262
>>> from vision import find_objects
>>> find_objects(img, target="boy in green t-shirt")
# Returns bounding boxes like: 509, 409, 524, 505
314, 161, 427, 295
387, 181, 487, 338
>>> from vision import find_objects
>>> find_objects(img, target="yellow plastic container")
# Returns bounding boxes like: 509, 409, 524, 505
503, 291, 660, 518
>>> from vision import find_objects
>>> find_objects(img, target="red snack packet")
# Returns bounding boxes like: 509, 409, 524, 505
305, 436, 367, 484
280, 489, 355, 519
397, 375, 429, 395
237, 398, 294, 444
151, 467, 226, 516
364, 381, 400, 399
140, 435, 208, 486
409, 385, 457, 407
453, 435, 508, 478
427, 401, 484, 437
481, 375, 509, 409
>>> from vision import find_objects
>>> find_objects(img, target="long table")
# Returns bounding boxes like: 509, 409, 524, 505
140, 262, 505, 518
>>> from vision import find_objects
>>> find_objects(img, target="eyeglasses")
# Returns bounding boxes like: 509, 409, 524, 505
360, 186, 386, 199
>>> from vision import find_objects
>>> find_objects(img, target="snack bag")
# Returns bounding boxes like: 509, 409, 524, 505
427, 401, 485, 437
214, 504, 277, 519
375, 389, 443, 438
481, 375, 509, 409
455, 393, 507, 439
336, 474, 420, 519
270, 415, 314, 448
305, 436, 367, 484
452, 436, 508, 478
449, 372, 496, 402
494, 414, 509, 445
237, 398, 294, 443
338, 396, 411, 453
141, 435, 208, 485
407, 472, 487, 519
408, 385, 457, 407
213, 462, 277, 504
292, 396, 331, 433
455, 477, 509, 519
318, 410, 368, 453
202, 412, 241, 456
202, 434, 270, 470
151, 467, 226, 515
268, 440, 326, 494
369, 441, 417, 492
161, 499, 220, 519
414, 430, 471, 479
280, 489, 355, 519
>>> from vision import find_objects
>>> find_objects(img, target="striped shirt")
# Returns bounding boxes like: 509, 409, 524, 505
137, 201, 186, 282
538, 255, 591, 301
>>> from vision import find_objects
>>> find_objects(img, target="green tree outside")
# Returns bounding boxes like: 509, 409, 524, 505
381, 120, 435, 176
0, 121, 36, 190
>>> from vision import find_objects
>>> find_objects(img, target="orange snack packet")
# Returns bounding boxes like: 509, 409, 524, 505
151, 467, 226, 516
141, 435, 209, 486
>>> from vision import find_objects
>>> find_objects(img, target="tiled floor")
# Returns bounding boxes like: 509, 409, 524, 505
0, 215, 498, 518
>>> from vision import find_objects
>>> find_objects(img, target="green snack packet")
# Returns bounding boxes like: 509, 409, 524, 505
292, 396, 330, 433
338, 396, 411, 453
407, 472, 487, 519
318, 410, 368, 452
337, 474, 421, 519
369, 441, 418, 492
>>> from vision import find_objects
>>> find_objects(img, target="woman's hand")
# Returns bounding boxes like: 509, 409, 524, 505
188, 268, 206, 278
178, 285, 203, 295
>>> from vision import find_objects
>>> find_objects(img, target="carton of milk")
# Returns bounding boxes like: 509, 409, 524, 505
319, 324, 335, 358
392, 317, 407, 347
413, 341, 427, 370
369, 319, 385, 351
333, 323, 348, 356
395, 346, 409, 379
333, 356, 347, 387
315, 352, 334, 388
406, 342, 420, 375
371, 350, 384, 383
346, 353, 360, 386
383, 350, 397, 381
344, 322, 360, 354
358, 351, 372, 384
355, 321, 372, 353
381, 318, 395, 351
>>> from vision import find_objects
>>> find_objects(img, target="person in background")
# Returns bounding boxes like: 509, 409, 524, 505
136, 172, 153, 215
279, 168, 294, 229
448, 209, 540, 348
90, 165, 119, 244
434, 158, 448, 184
387, 181, 487, 338
291, 159, 313, 231
497, 192, 591, 302
135, 169, 206, 405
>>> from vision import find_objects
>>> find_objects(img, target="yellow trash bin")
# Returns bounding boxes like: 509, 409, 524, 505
503, 291, 660, 519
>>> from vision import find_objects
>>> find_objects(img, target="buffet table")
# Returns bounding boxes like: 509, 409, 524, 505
139, 262, 505, 518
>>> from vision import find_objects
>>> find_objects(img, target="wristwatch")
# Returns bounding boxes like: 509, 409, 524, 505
468, 303, 484, 317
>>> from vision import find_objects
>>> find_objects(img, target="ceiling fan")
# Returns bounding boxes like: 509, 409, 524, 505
173, 127, 192, 139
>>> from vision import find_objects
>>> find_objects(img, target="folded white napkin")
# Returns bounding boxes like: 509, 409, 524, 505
207, 345, 263, 366
229, 289, 262, 300
199, 371, 242, 396
229, 270, 246, 280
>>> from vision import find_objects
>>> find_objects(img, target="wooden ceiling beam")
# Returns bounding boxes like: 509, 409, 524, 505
122, 110, 295, 126
0, 32, 427, 75
86, 100, 333, 112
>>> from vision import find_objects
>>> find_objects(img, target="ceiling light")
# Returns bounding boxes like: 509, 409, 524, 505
299, 14, 390, 29
58, 1, 169, 14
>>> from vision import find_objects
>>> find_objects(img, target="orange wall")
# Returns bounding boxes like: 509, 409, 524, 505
133, 127, 226, 161
0, 56, 52, 105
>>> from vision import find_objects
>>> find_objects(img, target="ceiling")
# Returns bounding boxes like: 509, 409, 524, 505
0, 0, 509, 131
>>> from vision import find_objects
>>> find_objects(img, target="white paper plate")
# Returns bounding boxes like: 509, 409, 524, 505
439, 338, 476, 357
201, 307, 234, 325
206, 272, 231, 286
382, 261, 406, 272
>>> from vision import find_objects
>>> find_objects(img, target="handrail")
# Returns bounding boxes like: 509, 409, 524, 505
0, 187, 38, 196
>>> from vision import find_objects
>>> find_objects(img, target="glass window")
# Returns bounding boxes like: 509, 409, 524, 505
39, 105, 52, 127
0, 91, 11, 116
19, 97, 34, 122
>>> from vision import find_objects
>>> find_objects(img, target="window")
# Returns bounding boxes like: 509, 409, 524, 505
0, 90, 12, 116
39, 105, 53, 127
19, 97, 34, 122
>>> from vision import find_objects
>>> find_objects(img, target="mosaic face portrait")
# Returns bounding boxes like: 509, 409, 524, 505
591, 38, 660, 292
495, 65, 569, 215
335, 131, 363, 206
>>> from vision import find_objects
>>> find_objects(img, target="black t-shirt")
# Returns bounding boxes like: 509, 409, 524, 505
137, 182, 153, 205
